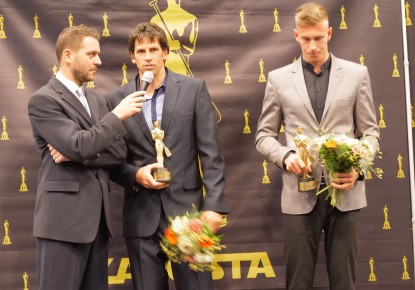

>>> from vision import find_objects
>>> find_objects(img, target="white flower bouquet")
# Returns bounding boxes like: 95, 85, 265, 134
160, 209, 226, 271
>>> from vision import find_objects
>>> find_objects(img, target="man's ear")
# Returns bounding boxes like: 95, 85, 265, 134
294, 29, 299, 43
62, 49, 72, 64
327, 27, 333, 42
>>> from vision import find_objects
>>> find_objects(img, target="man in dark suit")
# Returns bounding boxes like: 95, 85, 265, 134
27, 24, 144, 290
107, 22, 229, 290
255, 3, 379, 290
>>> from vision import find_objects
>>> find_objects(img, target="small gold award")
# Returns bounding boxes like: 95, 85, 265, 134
151, 121, 172, 183
295, 127, 317, 192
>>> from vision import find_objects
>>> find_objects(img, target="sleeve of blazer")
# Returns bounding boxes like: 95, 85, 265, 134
195, 80, 229, 214
354, 66, 380, 151
255, 70, 292, 169
28, 88, 128, 163
82, 97, 128, 168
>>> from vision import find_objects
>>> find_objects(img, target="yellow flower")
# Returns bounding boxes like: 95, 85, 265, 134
324, 140, 338, 149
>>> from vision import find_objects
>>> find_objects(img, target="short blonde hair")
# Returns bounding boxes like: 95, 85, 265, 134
295, 2, 329, 27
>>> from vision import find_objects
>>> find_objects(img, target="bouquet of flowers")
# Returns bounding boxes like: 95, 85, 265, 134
160, 209, 226, 272
308, 133, 382, 206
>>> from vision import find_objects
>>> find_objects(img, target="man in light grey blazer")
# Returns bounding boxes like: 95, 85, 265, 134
255, 3, 379, 290
106, 23, 229, 290
28, 25, 143, 290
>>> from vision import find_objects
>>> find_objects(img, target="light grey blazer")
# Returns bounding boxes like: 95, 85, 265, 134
255, 54, 380, 214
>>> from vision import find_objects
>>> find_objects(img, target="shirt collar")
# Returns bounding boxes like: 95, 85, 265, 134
301, 54, 332, 75
55, 71, 83, 95
136, 69, 168, 92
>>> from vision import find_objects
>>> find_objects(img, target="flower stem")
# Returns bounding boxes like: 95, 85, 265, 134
315, 184, 333, 196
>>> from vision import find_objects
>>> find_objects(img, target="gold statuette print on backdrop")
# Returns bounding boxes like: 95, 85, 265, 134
121, 63, 128, 86
23, 272, 29, 290
17, 65, 25, 90
1, 116, 9, 140
0, 14, 6, 39
262, 160, 270, 184
273, 8, 281, 32
258, 59, 266, 82
33, 14, 41, 38
224, 60, 232, 84
243, 109, 251, 134
52, 64, 58, 76
339, 5, 347, 29
373, 4, 381, 28
20, 167, 28, 192
2, 220, 12, 245
392, 53, 400, 77
359, 54, 365, 66
397, 154, 405, 178
239, 9, 247, 33
378, 104, 386, 128
382, 205, 391, 230
68, 13, 74, 27
405, 2, 413, 26
102, 12, 110, 37
368, 257, 377, 282
411, 105, 415, 128
402, 256, 410, 280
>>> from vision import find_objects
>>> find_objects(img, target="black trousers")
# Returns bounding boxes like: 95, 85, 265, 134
126, 211, 213, 290
37, 212, 109, 290
283, 192, 361, 290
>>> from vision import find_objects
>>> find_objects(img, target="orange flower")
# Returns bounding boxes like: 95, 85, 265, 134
199, 236, 214, 248
324, 140, 338, 149
165, 228, 177, 245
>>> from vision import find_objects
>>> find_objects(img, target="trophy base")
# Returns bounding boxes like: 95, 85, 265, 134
152, 167, 171, 183
298, 177, 317, 192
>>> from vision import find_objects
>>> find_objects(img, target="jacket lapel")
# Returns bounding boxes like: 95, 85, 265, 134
291, 59, 317, 122
161, 71, 180, 133
321, 55, 343, 121
49, 77, 94, 126
123, 80, 154, 145
84, 90, 99, 124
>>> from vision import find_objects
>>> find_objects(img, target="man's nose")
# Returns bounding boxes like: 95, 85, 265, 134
95, 56, 102, 66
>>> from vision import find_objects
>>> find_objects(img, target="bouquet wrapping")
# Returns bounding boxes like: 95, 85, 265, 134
308, 133, 381, 206
160, 209, 226, 271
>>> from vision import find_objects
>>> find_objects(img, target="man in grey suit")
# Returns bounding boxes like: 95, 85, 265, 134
107, 22, 229, 290
255, 3, 379, 290
28, 25, 144, 290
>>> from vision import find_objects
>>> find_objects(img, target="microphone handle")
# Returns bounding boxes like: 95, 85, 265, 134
138, 81, 150, 91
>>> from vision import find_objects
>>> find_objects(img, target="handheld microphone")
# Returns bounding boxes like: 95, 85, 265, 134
138, 71, 154, 91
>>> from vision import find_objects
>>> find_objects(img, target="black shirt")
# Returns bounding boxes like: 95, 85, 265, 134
302, 55, 331, 123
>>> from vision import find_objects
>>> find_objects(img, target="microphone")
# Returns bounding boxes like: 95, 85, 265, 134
138, 71, 154, 91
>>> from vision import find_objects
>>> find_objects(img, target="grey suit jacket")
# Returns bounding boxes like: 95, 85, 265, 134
107, 70, 229, 238
28, 77, 128, 243
256, 54, 380, 214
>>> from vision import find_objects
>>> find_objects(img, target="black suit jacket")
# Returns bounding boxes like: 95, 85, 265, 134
28, 76, 128, 243
107, 70, 229, 238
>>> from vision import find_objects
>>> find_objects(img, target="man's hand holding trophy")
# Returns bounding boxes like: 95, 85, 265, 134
295, 127, 317, 192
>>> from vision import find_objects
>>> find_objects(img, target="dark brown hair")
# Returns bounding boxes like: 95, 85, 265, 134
128, 22, 169, 53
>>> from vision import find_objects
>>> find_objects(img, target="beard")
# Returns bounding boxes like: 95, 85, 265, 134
72, 59, 96, 83
73, 69, 94, 83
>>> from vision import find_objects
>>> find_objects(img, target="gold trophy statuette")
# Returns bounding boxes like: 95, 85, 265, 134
295, 127, 317, 192
151, 121, 172, 183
